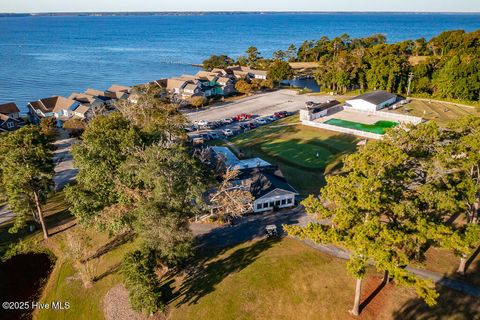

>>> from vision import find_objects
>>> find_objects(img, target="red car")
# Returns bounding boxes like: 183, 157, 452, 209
233, 113, 252, 121
274, 111, 288, 118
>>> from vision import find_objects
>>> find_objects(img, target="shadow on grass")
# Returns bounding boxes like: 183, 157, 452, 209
393, 259, 480, 320
171, 238, 279, 307
393, 285, 480, 320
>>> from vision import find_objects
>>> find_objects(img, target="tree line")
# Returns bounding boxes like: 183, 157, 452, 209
203, 29, 480, 101
285, 117, 480, 315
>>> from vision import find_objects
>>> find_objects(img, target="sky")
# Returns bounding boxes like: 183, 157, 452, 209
0, 0, 479, 13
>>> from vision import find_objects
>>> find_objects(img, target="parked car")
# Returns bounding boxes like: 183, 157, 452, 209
222, 128, 234, 137
255, 118, 267, 125
274, 111, 288, 118
208, 131, 221, 140
197, 120, 209, 126
222, 118, 234, 124
200, 133, 211, 141
192, 137, 204, 145
266, 116, 277, 122
239, 123, 251, 131
233, 113, 252, 122
247, 122, 256, 129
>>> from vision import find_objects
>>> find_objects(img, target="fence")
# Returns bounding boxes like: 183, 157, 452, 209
302, 120, 384, 140
346, 108, 423, 124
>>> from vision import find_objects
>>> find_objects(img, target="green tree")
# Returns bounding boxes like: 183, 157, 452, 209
235, 79, 253, 95
122, 250, 164, 315
189, 96, 208, 110
286, 133, 464, 315
286, 44, 297, 62
202, 54, 234, 71
0, 126, 54, 239
267, 60, 294, 84
246, 46, 261, 67
63, 118, 86, 137
65, 112, 141, 224
40, 117, 57, 137
273, 50, 286, 61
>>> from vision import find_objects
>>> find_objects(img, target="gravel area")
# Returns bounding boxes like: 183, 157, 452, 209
103, 284, 150, 320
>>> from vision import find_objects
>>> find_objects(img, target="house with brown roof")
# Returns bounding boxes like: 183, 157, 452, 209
0, 102, 21, 120
0, 102, 25, 131
70, 105, 92, 120
107, 84, 131, 94
28, 96, 80, 124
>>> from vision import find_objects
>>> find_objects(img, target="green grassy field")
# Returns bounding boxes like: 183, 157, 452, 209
389, 99, 479, 127
228, 116, 359, 195
169, 238, 479, 320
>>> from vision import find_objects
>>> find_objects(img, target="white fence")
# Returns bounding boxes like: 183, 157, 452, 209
346, 108, 423, 125
302, 120, 384, 140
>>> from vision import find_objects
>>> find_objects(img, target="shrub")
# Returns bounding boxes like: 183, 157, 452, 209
122, 250, 164, 315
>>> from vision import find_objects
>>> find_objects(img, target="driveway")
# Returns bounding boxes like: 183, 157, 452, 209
52, 129, 78, 191
186, 90, 332, 122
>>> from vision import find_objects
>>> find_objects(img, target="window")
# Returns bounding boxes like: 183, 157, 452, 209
287, 198, 293, 204
269, 202, 274, 207
257, 204, 262, 210
6, 122, 14, 129
275, 200, 281, 206
281, 199, 286, 205
263, 203, 269, 209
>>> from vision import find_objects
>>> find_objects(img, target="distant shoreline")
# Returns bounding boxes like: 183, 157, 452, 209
1, 12, 480, 18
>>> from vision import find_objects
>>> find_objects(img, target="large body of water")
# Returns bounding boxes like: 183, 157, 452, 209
1, 13, 480, 111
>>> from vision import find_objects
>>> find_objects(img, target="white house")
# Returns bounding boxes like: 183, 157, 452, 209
346, 90, 397, 112
28, 96, 79, 124
248, 169, 298, 213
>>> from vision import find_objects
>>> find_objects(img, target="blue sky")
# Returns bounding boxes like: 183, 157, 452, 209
0, 0, 479, 13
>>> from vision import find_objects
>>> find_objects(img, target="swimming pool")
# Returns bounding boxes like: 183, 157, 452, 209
324, 119, 399, 134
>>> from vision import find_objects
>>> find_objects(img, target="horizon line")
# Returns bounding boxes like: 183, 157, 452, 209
1, 10, 480, 15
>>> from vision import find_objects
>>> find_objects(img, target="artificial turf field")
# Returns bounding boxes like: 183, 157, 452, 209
324, 118, 398, 134
229, 116, 359, 195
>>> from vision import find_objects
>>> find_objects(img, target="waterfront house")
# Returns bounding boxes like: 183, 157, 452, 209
0, 102, 21, 120
0, 102, 23, 131
69, 92, 105, 108
28, 96, 80, 124
346, 90, 397, 112
0, 114, 21, 132
229, 66, 268, 80
107, 84, 131, 94
70, 105, 92, 120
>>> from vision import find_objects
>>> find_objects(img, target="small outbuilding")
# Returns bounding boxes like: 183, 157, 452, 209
346, 90, 397, 112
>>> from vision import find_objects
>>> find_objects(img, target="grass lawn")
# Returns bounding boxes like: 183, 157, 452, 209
169, 238, 480, 320
388, 99, 479, 127
228, 116, 359, 195
419, 246, 480, 287
36, 229, 138, 320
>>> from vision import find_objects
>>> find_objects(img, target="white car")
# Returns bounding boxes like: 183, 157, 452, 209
197, 120, 209, 126
222, 129, 234, 137
255, 118, 267, 125
222, 118, 234, 124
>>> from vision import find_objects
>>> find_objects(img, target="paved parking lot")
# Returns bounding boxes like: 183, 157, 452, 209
186, 90, 334, 139
186, 90, 331, 122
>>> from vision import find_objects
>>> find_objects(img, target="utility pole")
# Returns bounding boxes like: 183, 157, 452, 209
407, 72, 414, 96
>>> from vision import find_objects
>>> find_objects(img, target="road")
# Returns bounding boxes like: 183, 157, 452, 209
0, 129, 77, 225
186, 90, 332, 122
52, 129, 78, 191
